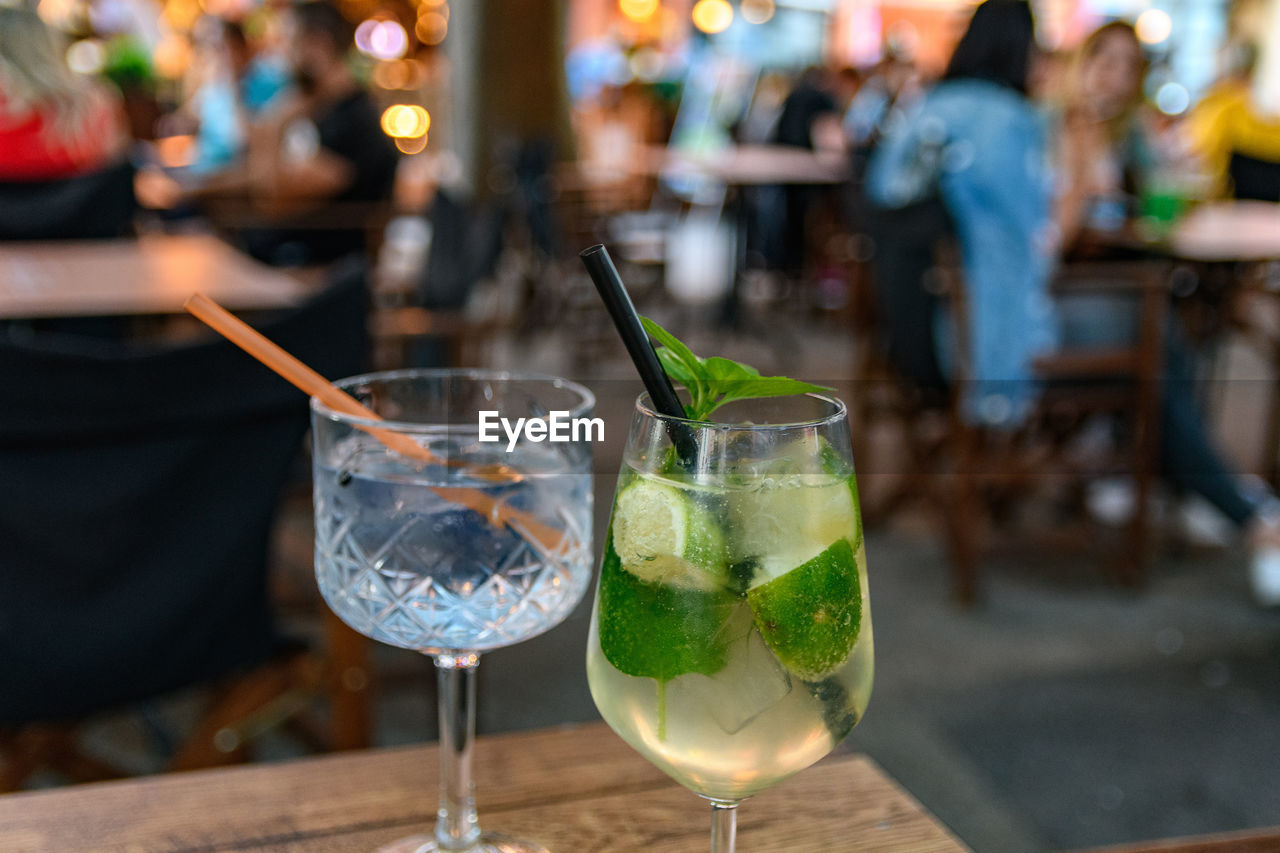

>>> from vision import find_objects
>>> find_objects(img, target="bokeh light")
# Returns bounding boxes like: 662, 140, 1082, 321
629, 47, 664, 81
373, 58, 423, 90
1155, 81, 1190, 114
619, 0, 659, 23
87, 0, 132, 34
381, 104, 431, 139
66, 39, 106, 75
356, 19, 408, 60
741, 0, 775, 25
1135, 9, 1172, 45
396, 135, 429, 155
153, 35, 191, 79
416, 11, 448, 45
355, 19, 378, 51
691, 0, 733, 34
36, 0, 76, 28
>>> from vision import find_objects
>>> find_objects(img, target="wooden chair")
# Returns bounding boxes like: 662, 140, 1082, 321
935, 251, 1169, 602
857, 200, 1170, 601
0, 264, 373, 789
850, 199, 956, 525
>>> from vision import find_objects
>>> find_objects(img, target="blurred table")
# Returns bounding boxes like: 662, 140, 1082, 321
0, 722, 965, 852
649, 143, 850, 186
1168, 201, 1280, 262
0, 233, 312, 319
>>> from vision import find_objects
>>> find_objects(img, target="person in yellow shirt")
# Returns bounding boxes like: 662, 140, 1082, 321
1185, 43, 1280, 198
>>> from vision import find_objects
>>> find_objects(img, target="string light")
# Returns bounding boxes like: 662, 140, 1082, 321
741, 0, 774, 25
381, 104, 431, 139
1135, 9, 1172, 45
619, 0, 658, 23
691, 0, 732, 34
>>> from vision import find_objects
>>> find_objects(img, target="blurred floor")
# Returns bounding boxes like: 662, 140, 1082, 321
76, 286, 1280, 852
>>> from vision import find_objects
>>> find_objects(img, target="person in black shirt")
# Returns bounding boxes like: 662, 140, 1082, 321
235, 1, 398, 264
138, 2, 398, 265
766, 67, 842, 272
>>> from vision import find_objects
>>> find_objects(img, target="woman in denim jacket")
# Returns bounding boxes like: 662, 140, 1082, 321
867, 0, 1280, 604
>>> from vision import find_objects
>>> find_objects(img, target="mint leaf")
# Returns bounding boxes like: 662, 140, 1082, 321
641, 317, 706, 383
717, 377, 831, 406
655, 347, 701, 386
702, 356, 760, 381
641, 316, 833, 421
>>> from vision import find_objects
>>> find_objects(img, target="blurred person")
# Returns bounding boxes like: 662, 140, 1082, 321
140, 1, 397, 265
1052, 21, 1153, 249
246, 0, 397, 216
1184, 42, 1280, 199
737, 71, 790, 145
767, 67, 844, 272
185, 17, 290, 176
830, 66, 863, 118
772, 66, 841, 152
0, 5, 129, 180
843, 52, 922, 150
868, 0, 1280, 605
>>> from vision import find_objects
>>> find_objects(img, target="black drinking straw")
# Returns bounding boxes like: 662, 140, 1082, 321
579, 244, 699, 465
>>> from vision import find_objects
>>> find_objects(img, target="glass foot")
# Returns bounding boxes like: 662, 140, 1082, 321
377, 833, 550, 853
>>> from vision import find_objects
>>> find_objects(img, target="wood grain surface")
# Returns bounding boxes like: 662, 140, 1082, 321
0, 234, 311, 319
0, 722, 966, 852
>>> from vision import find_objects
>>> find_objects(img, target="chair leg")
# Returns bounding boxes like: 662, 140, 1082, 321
943, 425, 981, 604
1121, 280, 1166, 588
167, 651, 320, 772
325, 609, 373, 751
0, 726, 122, 792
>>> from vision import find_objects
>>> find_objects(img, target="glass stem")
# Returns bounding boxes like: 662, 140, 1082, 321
434, 653, 482, 852
709, 799, 739, 853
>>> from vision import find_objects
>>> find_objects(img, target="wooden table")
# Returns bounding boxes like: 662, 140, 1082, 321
1169, 201, 1280, 262
0, 722, 965, 852
0, 233, 313, 319
647, 143, 850, 186
1079, 825, 1280, 853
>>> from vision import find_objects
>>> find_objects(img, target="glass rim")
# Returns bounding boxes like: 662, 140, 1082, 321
633, 391, 847, 431
311, 368, 596, 432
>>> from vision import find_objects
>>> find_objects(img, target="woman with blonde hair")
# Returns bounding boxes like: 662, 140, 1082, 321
1053, 20, 1151, 248
0, 4, 128, 180
870, 4, 1280, 606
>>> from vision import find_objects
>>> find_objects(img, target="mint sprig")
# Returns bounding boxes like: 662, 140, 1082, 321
641, 317, 832, 421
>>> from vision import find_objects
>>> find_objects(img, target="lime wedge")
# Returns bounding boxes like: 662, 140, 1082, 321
612, 476, 728, 589
596, 537, 741, 682
746, 537, 862, 681
731, 473, 861, 586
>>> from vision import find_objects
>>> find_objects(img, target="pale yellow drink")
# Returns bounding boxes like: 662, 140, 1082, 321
586, 456, 873, 802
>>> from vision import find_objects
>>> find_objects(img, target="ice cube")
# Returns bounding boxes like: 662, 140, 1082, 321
671, 621, 794, 735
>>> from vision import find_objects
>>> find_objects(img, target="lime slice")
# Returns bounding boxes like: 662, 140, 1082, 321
731, 472, 861, 586
746, 537, 862, 681
612, 476, 728, 589
596, 537, 741, 682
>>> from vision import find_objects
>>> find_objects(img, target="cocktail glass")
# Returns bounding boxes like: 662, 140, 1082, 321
586, 392, 872, 852
312, 369, 595, 853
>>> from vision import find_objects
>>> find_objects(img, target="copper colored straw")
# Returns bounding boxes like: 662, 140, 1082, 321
183, 293, 564, 552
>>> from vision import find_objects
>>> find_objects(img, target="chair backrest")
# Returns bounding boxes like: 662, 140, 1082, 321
865, 196, 953, 393
0, 160, 137, 241
1227, 151, 1280, 202
0, 261, 368, 723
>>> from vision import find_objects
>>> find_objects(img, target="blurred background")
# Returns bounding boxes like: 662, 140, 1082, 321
2, 0, 1280, 850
